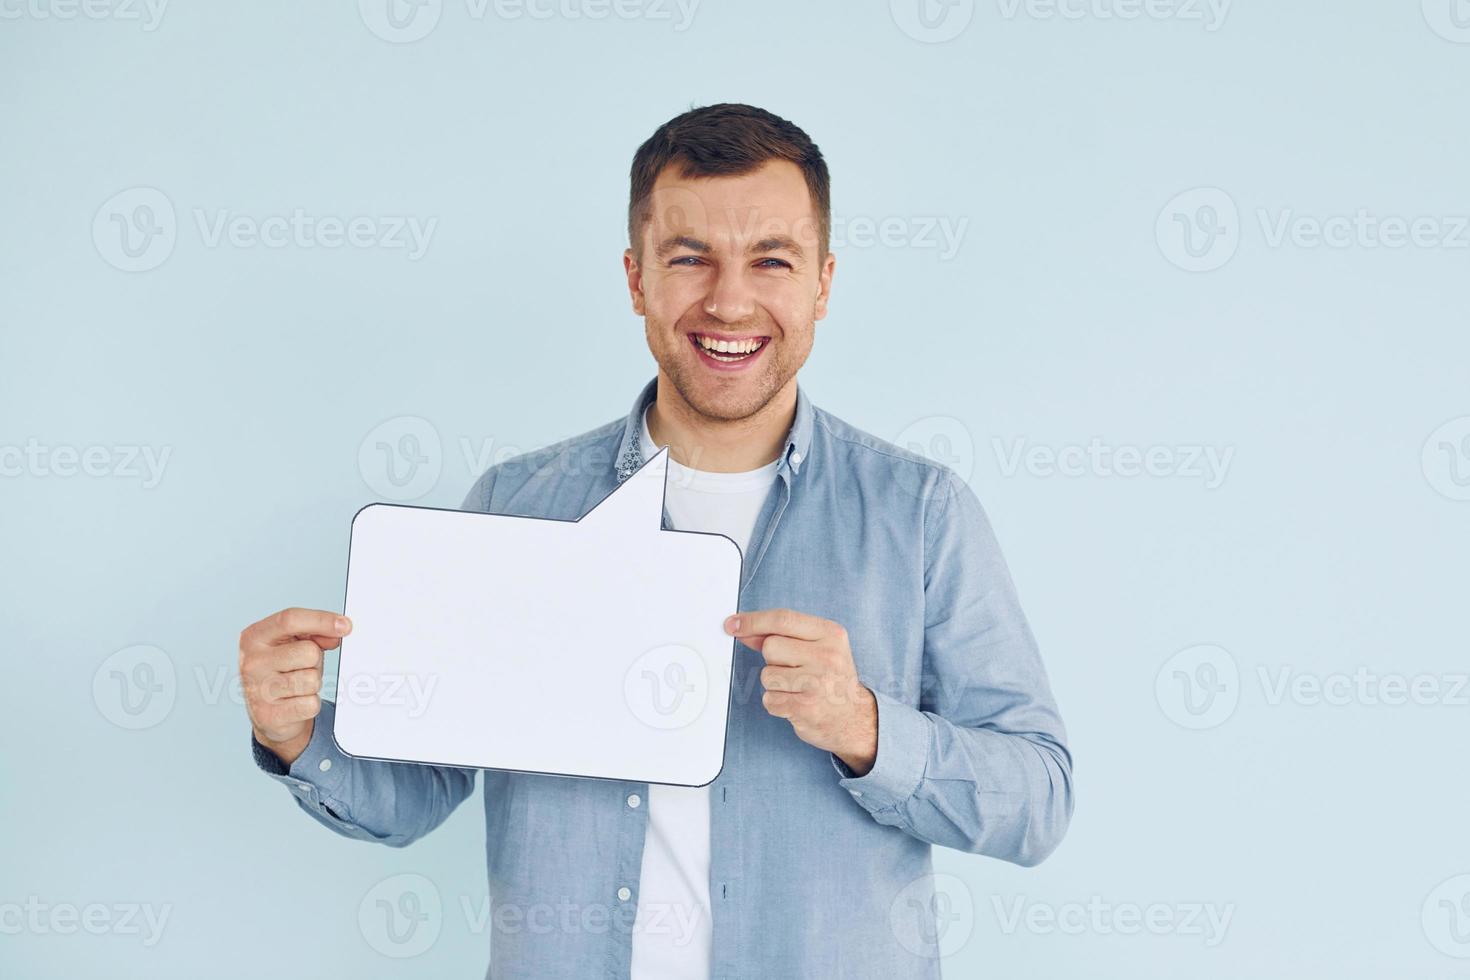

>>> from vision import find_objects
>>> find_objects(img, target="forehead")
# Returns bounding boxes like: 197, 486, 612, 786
645, 159, 819, 251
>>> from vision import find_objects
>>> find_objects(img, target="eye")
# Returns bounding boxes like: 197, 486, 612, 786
756, 258, 792, 269
669, 256, 705, 267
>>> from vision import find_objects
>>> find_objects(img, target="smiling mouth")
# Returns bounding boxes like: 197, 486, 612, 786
689, 333, 769, 363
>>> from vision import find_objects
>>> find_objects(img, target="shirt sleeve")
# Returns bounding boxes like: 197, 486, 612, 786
249, 468, 498, 846
829, 470, 1074, 866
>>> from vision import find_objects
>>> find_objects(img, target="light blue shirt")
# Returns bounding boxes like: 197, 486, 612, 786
252, 378, 1074, 979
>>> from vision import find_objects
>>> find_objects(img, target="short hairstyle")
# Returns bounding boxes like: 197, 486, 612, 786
627, 103, 831, 260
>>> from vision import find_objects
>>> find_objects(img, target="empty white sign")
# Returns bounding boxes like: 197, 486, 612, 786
333, 448, 742, 787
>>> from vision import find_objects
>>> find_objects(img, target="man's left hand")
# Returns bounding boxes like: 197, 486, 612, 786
725, 608, 878, 776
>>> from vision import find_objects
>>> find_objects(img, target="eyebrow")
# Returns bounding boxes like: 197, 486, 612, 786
653, 234, 806, 261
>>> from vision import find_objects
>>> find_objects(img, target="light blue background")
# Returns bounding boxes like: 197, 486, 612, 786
3, 1, 1468, 977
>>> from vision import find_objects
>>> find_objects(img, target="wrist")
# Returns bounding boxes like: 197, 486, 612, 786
834, 686, 878, 776
254, 724, 313, 768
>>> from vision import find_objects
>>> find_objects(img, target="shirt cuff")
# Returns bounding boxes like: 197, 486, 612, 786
250, 700, 352, 816
830, 688, 930, 811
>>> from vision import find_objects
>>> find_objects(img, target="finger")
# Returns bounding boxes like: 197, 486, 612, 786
760, 664, 811, 693
305, 634, 345, 652
270, 693, 322, 724
261, 608, 352, 644
724, 608, 829, 643
245, 639, 323, 679
759, 635, 812, 668
257, 667, 324, 702
762, 690, 795, 719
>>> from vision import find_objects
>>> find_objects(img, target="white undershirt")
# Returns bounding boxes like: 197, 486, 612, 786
630, 406, 779, 980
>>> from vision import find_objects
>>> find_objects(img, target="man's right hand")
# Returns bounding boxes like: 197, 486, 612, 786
239, 607, 352, 767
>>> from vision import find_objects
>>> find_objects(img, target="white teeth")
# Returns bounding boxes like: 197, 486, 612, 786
696, 335, 762, 356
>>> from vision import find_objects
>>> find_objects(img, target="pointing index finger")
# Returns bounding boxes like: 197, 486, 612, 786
723, 608, 828, 642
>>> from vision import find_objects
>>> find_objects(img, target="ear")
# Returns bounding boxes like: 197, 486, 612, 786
813, 251, 836, 321
623, 247, 646, 316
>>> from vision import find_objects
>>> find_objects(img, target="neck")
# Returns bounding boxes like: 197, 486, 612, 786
647, 374, 796, 473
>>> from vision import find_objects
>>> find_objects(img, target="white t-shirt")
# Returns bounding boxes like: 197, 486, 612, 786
630, 406, 779, 980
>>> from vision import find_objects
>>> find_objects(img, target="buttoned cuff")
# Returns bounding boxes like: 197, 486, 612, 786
830, 688, 930, 811
250, 700, 352, 818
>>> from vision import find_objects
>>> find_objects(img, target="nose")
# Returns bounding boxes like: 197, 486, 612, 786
702, 265, 756, 324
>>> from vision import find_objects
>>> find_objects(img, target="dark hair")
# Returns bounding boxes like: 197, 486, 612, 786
628, 103, 831, 260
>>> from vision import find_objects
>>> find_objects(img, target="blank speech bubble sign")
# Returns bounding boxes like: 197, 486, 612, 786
332, 448, 741, 787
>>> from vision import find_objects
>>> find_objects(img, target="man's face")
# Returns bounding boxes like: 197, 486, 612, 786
624, 159, 835, 423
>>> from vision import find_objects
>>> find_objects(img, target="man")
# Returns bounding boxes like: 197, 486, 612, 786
239, 103, 1073, 979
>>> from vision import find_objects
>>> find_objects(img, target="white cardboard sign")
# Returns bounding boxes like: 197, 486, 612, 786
331, 448, 742, 787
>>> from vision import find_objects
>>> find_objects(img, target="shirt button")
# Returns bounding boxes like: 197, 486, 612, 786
294, 784, 311, 796
617, 887, 632, 902
318, 759, 333, 773
851, 790, 863, 798
626, 793, 641, 809
790, 451, 803, 466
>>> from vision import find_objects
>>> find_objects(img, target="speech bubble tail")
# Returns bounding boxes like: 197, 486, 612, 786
583, 446, 669, 530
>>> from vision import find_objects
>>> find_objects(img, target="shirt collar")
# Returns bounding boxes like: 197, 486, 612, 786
614, 377, 814, 484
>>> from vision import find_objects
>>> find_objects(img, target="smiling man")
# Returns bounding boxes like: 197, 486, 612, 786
239, 103, 1073, 979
